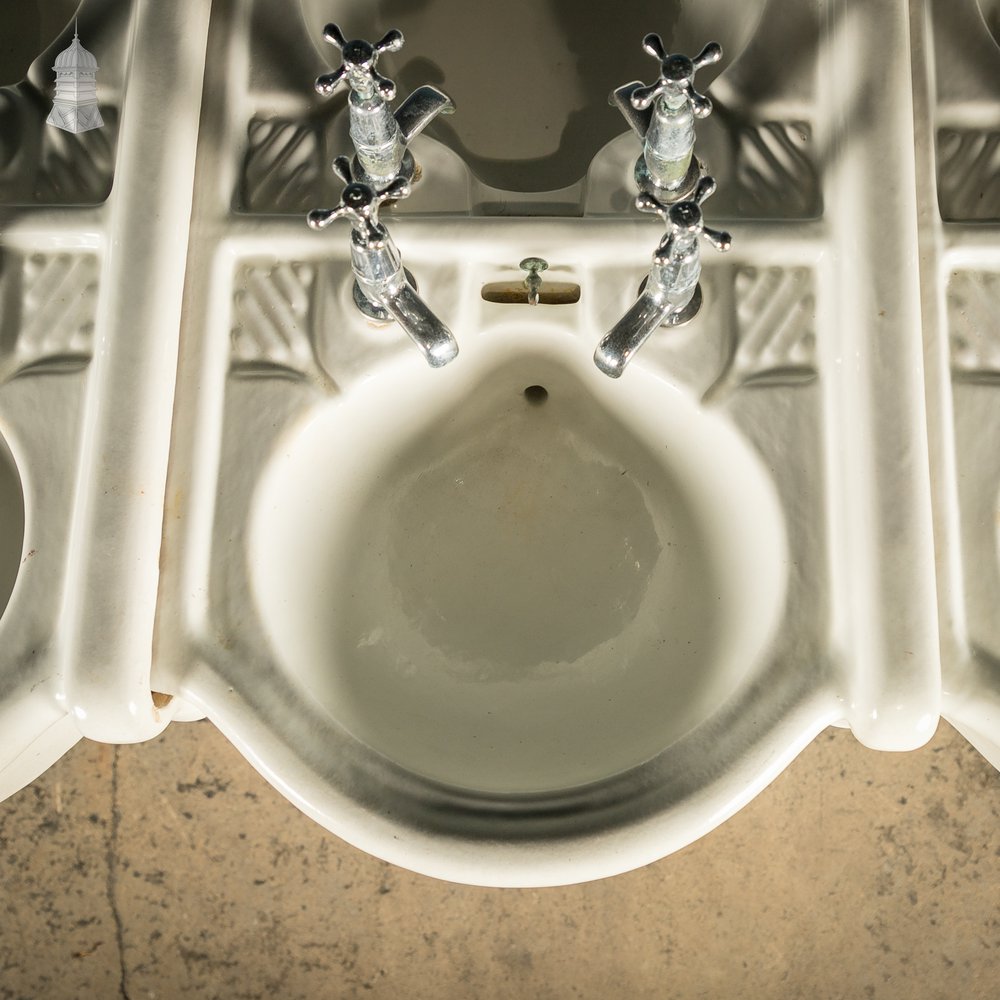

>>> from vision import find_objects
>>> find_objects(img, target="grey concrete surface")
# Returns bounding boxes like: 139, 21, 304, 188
0, 720, 998, 1000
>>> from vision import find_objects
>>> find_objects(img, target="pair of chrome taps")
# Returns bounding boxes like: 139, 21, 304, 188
306, 25, 731, 377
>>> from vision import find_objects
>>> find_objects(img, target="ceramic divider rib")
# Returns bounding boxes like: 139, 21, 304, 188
152, 0, 279, 689
56, 0, 213, 743
816, 0, 941, 749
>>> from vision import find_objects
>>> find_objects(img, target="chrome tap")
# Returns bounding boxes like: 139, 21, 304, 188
314, 24, 455, 188
594, 176, 730, 378
611, 35, 721, 201
307, 156, 459, 368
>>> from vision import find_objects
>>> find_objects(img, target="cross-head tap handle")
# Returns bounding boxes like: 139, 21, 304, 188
314, 24, 404, 101
636, 175, 731, 264
630, 36, 722, 118
306, 155, 410, 244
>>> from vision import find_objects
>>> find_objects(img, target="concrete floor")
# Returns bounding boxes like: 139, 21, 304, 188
0, 720, 998, 1000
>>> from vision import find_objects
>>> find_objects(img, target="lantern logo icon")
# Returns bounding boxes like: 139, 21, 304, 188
46, 22, 104, 134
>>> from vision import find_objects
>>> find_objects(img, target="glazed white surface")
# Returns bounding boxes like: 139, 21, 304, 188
0, 0, 996, 885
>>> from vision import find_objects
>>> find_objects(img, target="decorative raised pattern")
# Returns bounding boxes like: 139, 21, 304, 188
704, 266, 817, 403
948, 270, 1000, 381
735, 121, 821, 219
240, 117, 323, 214
231, 261, 333, 387
937, 129, 1000, 222
0, 251, 97, 382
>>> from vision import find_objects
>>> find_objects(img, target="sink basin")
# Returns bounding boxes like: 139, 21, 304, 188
151, 194, 854, 886
251, 333, 786, 795
146, 0, 947, 884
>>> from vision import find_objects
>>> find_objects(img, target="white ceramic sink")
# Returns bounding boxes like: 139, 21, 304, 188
0, 0, 997, 887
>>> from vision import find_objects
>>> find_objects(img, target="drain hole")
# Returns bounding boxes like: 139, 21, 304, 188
523, 385, 549, 405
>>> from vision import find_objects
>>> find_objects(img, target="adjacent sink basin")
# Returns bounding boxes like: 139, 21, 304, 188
251, 333, 787, 795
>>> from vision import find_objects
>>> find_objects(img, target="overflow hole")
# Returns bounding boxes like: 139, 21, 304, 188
523, 385, 549, 405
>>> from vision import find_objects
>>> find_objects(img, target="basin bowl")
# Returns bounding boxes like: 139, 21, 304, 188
250, 329, 787, 797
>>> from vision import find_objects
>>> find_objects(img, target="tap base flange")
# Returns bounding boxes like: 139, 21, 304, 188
353, 267, 418, 322
636, 279, 703, 327
634, 154, 703, 204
